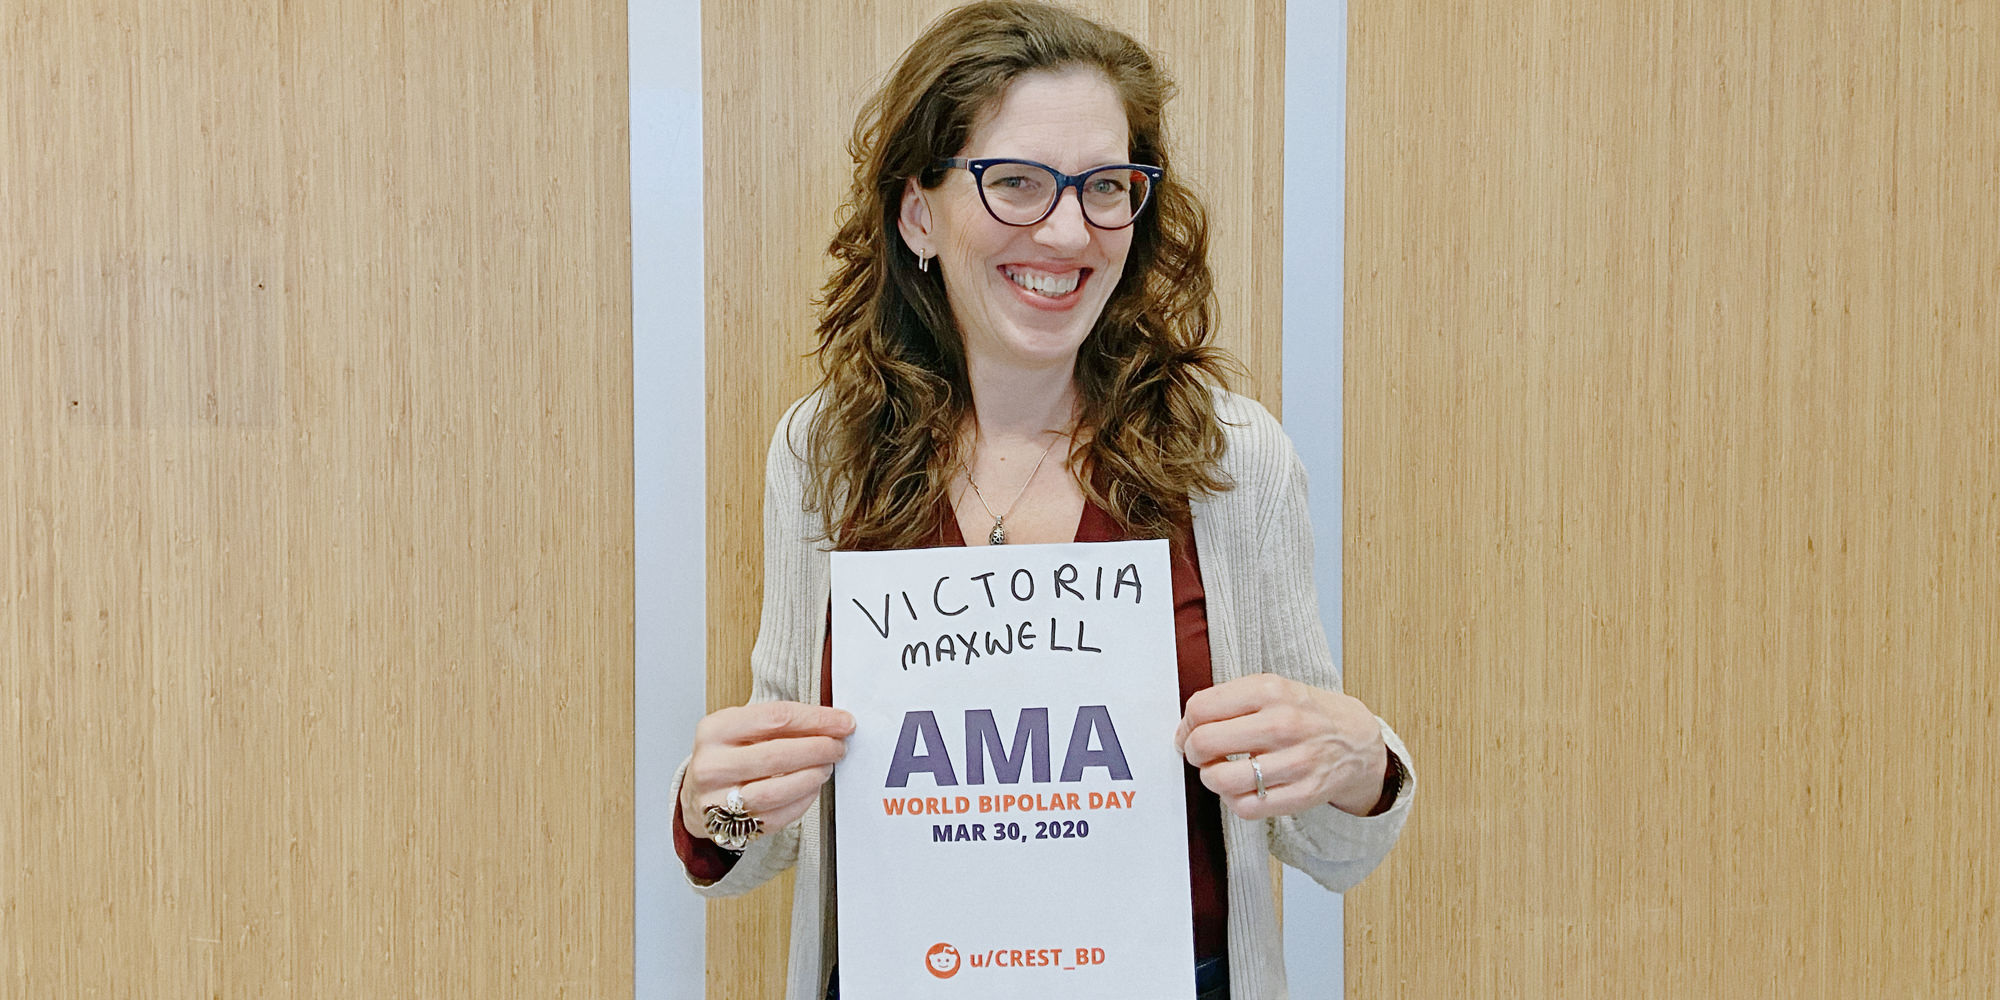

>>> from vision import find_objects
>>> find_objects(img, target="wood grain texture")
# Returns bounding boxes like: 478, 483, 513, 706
2, 2, 634, 996
1345, 1, 1997, 996
700, 2, 1284, 995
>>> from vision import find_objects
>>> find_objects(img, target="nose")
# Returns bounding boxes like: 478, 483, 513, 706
1032, 186, 1093, 253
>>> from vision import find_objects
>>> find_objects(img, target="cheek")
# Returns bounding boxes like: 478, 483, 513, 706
1099, 232, 1136, 269
936, 230, 1012, 319
940, 226, 989, 265
933, 187, 999, 252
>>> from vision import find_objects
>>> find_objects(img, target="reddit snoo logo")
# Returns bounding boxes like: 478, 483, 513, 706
924, 942, 961, 979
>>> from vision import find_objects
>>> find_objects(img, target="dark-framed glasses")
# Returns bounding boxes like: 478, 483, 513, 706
934, 157, 1164, 230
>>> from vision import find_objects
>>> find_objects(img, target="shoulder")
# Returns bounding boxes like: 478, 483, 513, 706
772, 389, 828, 456
1207, 386, 1302, 494
1210, 387, 1281, 443
758, 390, 829, 511
764, 389, 833, 474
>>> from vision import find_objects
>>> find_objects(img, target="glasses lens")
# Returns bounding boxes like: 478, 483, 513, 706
970, 162, 1158, 228
1077, 167, 1153, 229
977, 162, 1059, 225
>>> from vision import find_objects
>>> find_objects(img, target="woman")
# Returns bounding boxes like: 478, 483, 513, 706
674, 4, 1412, 998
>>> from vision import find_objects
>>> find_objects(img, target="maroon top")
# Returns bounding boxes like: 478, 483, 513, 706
675, 498, 1230, 957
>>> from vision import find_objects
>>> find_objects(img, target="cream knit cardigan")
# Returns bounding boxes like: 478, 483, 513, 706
676, 389, 1413, 1000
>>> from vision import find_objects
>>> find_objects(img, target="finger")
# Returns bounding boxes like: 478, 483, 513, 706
725, 765, 836, 836
1180, 713, 1282, 766
1220, 789, 1266, 820
1199, 745, 1315, 802
705, 702, 856, 744
735, 702, 857, 741
742, 734, 850, 775
736, 764, 836, 818
1220, 782, 1320, 822
1180, 674, 1292, 732
750, 793, 817, 837
1197, 758, 1254, 800
690, 735, 848, 790
1214, 749, 1326, 821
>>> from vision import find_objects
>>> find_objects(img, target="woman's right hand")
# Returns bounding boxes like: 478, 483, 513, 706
680, 701, 856, 844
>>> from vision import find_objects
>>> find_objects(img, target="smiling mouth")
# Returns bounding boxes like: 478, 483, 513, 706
1003, 265, 1085, 298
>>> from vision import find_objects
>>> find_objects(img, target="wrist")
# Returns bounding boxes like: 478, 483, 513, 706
1365, 748, 1406, 817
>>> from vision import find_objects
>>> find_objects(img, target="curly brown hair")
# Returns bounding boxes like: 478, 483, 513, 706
804, 0, 1238, 549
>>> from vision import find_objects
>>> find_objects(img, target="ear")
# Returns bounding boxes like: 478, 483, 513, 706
896, 177, 933, 258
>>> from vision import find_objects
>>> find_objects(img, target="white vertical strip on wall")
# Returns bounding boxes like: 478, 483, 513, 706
1281, 1, 1349, 997
632, 0, 707, 996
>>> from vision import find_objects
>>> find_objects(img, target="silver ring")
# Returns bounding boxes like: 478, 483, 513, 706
704, 787, 763, 851
1249, 755, 1267, 799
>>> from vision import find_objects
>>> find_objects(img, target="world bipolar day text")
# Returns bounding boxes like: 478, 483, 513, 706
882, 789, 1138, 816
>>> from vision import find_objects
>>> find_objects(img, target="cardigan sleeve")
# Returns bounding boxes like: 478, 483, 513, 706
677, 400, 823, 896
1224, 397, 1414, 892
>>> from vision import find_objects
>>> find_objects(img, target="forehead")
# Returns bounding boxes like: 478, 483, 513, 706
961, 68, 1130, 167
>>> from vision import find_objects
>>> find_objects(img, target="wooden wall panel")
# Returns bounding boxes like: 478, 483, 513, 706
700, 2, 1284, 995
1345, 1, 1997, 996
2, 2, 634, 996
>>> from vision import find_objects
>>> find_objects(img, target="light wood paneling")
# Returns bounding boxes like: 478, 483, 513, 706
1346, 1, 1997, 995
700, 2, 1284, 995
2, 2, 634, 996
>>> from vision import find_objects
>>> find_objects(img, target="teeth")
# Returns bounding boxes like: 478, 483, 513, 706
1006, 268, 1080, 297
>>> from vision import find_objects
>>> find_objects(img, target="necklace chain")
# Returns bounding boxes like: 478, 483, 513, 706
964, 430, 1068, 545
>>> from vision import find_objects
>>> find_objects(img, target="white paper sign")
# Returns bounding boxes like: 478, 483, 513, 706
831, 539, 1194, 999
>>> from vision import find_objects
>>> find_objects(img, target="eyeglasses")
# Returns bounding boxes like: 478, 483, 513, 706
933, 157, 1164, 230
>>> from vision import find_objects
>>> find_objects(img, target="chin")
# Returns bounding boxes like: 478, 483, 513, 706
1004, 329, 1097, 368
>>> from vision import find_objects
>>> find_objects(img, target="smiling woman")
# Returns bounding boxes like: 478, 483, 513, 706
900, 70, 1140, 378
799, 3, 1238, 558
674, 4, 1412, 999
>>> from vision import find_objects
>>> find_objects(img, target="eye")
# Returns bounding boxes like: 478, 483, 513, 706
988, 174, 1044, 193
1085, 174, 1131, 196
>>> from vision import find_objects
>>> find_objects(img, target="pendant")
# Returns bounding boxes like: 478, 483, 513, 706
988, 519, 1008, 545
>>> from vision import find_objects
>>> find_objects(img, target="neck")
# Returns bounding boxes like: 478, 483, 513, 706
964, 354, 1079, 444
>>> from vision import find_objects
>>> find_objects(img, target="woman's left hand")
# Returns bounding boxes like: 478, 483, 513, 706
1174, 673, 1389, 820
